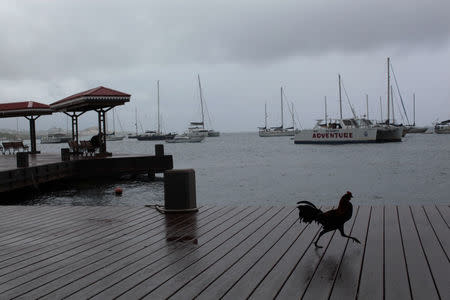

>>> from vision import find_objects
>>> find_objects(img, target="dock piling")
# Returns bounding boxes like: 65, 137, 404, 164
163, 169, 198, 212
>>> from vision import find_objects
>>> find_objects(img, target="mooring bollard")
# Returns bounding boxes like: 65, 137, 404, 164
61, 148, 70, 161
155, 144, 164, 157
16, 152, 29, 168
164, 169, 198, 212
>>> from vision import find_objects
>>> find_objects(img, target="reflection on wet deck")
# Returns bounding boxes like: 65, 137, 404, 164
0, 205, 448, 299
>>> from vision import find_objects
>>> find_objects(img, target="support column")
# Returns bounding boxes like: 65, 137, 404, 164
64, 112, 85, 142
26, 116, 39, 154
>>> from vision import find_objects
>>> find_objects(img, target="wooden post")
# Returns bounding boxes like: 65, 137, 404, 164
164, 169, 197, 212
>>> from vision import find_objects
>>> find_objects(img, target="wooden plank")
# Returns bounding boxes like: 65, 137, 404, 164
435, 205, 450, 228
34, 206, 234, 299
328, 206, 371, 300
397, 206, 440, 300
247, 210, 327, 299
169, 207, 296, 299
383, 206, 411, 300
356, 206, 384, 299
198, 209, 303, 299
60, 206, 240, 299
81, 207, 257, 300
0, 206, 138, 257
0, 207, 165, 296
142, 207, 286, 299
8, 206, 241, 299
423, 206, 450, 259
274, 207, 338, 299
0, 207, 153, 274
302, 206, 360, 300
410, 206, 449, 298
110, 207, 275, 299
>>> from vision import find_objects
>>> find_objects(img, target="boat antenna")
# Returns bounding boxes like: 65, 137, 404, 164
413, 93, 416, 126
324, 96, 328, 127
197, 74, 205, 129
134, 107, 138, 135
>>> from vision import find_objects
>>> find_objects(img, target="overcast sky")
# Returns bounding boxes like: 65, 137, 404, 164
1, 0, 449, 133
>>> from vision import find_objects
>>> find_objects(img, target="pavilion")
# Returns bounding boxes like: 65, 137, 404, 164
50, 86, 130, 155
0, 101, 53, 154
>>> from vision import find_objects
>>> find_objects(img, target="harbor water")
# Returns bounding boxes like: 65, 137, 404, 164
6, 132, 450, 207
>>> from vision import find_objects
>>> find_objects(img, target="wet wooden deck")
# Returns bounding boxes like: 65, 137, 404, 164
0, 205, 448, 299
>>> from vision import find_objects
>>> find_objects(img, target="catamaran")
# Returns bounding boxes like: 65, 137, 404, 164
294, 75, 378, 144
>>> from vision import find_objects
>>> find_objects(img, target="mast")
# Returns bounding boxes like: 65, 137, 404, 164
264, 102, 267, 129
379, 96, 383, 123
324, 96, 328, 127
291, 102, 295, 130
112, 108, 116, 134
338, 74, 343, 122
134, 107, 138, 135
366, 94, 369, 119
280, 86, 284, 128
197, 74, 205, 129
413, 93, 416, 126
157, 80, 160, 134
387, 57, 390, 124
391, 85, 395, 123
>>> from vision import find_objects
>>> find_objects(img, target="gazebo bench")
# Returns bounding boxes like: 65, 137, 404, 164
2, 141, 29, 154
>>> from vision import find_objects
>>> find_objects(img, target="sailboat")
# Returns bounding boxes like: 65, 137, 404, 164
259, 87, 296, 137
105, 108, 125, 141
137, 80, 176, 141
405, 93, 428, 133
294, 75, 378, 144
373, 57, 403, 142
188, 75, 220, 137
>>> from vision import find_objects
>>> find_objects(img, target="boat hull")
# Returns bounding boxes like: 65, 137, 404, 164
294, 128, 377, 144
259, 130, 295, 137
375, 126, 403, 142
405, 126, 428, 134
165, 135, 205, 143
137, 134, 176, 141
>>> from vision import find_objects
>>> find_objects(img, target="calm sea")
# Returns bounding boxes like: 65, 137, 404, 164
10, 132, 450, 207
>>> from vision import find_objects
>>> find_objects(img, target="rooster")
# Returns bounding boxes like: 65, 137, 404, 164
297, 191, 361, 248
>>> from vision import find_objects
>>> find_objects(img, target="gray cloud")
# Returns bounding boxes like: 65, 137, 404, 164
1, 0, 449, 81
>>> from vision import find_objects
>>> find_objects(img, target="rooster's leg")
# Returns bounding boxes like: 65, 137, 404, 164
338, 226, 361, 244
314, 228, 332, 248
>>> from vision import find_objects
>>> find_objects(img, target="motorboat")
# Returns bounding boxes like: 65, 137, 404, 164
434, 120, 450, 134
165, 134, 205, 143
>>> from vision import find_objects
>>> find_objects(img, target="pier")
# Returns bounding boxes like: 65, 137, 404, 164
0, 150, 173, 193
0, 205, 447, 299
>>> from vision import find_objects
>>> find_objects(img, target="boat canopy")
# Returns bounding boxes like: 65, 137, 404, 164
190, 122, 204, 126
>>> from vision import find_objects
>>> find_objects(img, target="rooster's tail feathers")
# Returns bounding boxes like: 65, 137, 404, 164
296, 202, 322, 224
296, 200, 318, 209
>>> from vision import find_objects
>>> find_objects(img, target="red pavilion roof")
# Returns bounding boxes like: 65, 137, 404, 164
0, 101, 52, 118
51, 86, 131, 112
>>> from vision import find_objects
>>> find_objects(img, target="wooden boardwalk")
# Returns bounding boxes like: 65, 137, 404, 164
0, 205, 448, 299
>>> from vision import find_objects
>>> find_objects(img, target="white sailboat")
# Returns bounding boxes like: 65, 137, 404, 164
188, 75, 220, 137
137, 81, 176, 141
106, 108, 125, 141
405, 93, 428, 133
259, 87, 296, 137
294, 75, 378, 144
